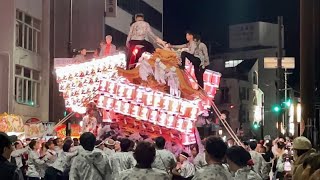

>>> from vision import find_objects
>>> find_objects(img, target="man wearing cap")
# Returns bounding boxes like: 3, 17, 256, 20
0, 132, 24, 180
104, 139, 116, 156
99, 35, 117, 57
292, 136, 316, 179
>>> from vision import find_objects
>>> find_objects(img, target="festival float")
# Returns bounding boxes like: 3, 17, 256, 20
0, 113, 25, 136
55, 49, 242, 146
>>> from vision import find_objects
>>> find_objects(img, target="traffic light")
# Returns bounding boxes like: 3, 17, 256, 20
272, 105, 281, 112
253, 121, 260, 129
283, 99, 292, 108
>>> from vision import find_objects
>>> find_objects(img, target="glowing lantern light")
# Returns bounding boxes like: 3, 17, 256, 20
105, 97, 115, 110
190, 104, 198, 120
142, 89, 154, 106
107, 80, 117, 95
162, 96, 171, 111
203, 70, 214, 83
211, 72, 221, 87
117, 84, 126, 98
135, 87, 145, 103
176, 118, 184, 132
149, 110, 159, 124
166, 114, 176, 129
114, 100, 122, 112
157, 112, 167, 126
125, 85, 135, 100
102, 110, 113, 123
139, 107, 150, 121
180, 101, 193, 118
153, 92, 163, 108
182, 133, 196, 145
97, 95, 105, 108
131, 104, 141, 118
169, 98, 181, 113
121, 102, 131, 115
185, 120, 194, 134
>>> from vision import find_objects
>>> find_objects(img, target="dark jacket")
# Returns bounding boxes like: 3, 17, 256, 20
0, 155, 24, 180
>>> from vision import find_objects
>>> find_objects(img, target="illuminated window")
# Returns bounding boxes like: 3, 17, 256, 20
16, 9, 41, 53
225, 60, 243, 68
15, 65, 40, 106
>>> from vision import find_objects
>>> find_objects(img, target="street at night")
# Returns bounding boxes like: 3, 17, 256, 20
0, 0, 319, 179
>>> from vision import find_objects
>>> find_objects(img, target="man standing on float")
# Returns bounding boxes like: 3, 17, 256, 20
126, 13, 165, 63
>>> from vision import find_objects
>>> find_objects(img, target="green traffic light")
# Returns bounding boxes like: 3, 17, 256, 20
284, 99, 292, 107
272, 105, 281, 112
253, 122, 259, 129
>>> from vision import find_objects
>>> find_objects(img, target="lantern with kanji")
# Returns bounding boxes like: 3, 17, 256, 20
131, 104, 141, 118
139, 107, 150, 121
142, 89, 154, 106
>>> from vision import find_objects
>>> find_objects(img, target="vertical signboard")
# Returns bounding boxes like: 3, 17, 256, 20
105, 0, 117, 17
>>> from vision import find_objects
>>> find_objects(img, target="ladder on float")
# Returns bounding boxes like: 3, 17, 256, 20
184, 70, 243, 147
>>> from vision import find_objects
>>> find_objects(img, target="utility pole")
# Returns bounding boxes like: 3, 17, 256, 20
284, 70, 292, 136
277, 16, 284, 136
300, 0, 316, 143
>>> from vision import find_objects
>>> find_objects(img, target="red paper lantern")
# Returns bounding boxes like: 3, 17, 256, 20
99, 79, 108, 92
157, 111, 167, 127
175, 118, 184, 132
125, 84, 136, 100
97, 95, 106, 108
153, 92, 164, 109
211, 72, 221, 87
183, 120, 194, 134
142, 89, 154, 106
116, 83, 126, 98
139, 107, 150, 121
120, 102, 131, 115
168, 97, 181, 113
166, 114, 177, 129
149, 110, 159, 124
179, 102, 193, 118
135, 87, 145, 103
113, 100, 122, 113
105, 97, 115, 110
131, 104, 141, 118
106, 80, 117, 95
203, 70, 214, 83
181, 133, 196, 145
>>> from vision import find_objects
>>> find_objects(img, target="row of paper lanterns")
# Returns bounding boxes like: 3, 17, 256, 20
55, 53, 126, 82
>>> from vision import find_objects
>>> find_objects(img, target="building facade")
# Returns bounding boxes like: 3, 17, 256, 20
214, 59, 264, 139
0, 0, 50, 122
211, 22, 283, 138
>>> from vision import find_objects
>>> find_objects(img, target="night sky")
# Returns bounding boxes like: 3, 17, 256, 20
163, 0, 300, 87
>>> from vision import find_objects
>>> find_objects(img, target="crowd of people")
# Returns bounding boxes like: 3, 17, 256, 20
1, 129, 320, 180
